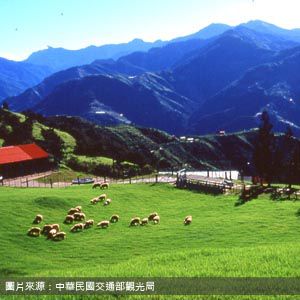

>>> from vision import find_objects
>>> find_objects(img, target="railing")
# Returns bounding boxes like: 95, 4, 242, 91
0, 173, 177, 188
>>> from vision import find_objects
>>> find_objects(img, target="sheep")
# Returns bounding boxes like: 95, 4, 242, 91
184, 215, 192, 225
100, 183, 109, 190
141, 218, 148, 226
130, 217, 141, 226
73, 212, 86, 221
51, 224, 60, 231
47, 228, 57, 239
68, 207, 80, 215
41, 224, 52, 235
75, 206, 82, 212
103, 199, 112, 206
92, 182, 101, 189
70, 223, 84, 232
52, 232, 66, 241
98, 194, 107, 202
64, 215, 75, 224
148, 212, 158, 221
84, 220, 94, 229
97, 220, 110, 229
153, 215, 160, 224
33, 214, 43, 224
90, 197, 99, 205
41, 224, 60, 235
110, 214, 119, 223
27, 227, 41, 237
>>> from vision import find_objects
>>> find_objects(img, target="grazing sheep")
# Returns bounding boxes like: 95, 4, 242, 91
73, 212, 86, 221
68, 207, 80, 215
84, 220, 94, 229
98, 194, 107, 202
27, 227, 41, 237
64, 215, 75, 224
41, 224, 59, 235
52, 232, 66, 241
97, 220, 110, 229
41, 224, 52, 235
92, 182, 101, 189
184, 215, 192, 225
153, 215, 160, 224
100, 183, 109, 190
90, 197, 99, 205
130, 217, 141, 226
33, 214, 43, 224
75, 206, 82, 212
141, 218, 148, 226
110, 214, 119, 223
47, 228, 57, 239
70, 223, 84, 232
148, 212, 158, 221
103, 199, 112, 206
51, 224, 60, 231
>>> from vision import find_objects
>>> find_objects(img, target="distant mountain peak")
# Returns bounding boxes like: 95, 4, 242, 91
130, 38, 144, 43
171, 23, 232, 43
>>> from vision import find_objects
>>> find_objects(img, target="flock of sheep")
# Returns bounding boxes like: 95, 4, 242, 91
27, 182, 192, 241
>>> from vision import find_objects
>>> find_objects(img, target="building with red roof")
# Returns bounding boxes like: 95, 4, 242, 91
0, 144, 51, 178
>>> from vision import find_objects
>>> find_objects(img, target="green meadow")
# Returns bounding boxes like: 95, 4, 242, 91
0, 183, 299, 300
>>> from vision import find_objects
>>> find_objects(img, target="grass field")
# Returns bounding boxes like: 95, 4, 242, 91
0, 183, 299, 300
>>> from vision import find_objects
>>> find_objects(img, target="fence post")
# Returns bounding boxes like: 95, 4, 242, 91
129, 177, 131, 184
26, 178, 29, 188
50, 179, 53, 189
155, 174, 158, 183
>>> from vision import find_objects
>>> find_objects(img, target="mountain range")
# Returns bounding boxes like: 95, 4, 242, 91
0, 58, 51, 100
3, 20, 300, 136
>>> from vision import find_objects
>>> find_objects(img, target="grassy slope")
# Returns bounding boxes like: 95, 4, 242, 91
0, 184, 299, 277
1, 184, 299, 300
32, 122, 76, 157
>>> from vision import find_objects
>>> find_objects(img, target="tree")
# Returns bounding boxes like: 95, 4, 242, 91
1, 101, 9, 110
41, 128, 64, 163
286, 138, 300, 189
253, 111, 275, 186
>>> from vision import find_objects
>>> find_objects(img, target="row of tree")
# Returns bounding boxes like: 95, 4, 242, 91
253, 111, 300, 187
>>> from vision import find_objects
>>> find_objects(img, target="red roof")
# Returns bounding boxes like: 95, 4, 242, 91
0, 144, 49, 165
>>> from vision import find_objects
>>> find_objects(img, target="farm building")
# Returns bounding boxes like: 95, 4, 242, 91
0, 144, 51, 178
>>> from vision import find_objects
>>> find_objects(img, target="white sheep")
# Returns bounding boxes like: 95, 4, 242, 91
130, 217, 141, 226
64, 215, 75, 224
92, 182, 101, 189
68, 207, 80, 215
73, 212, 86, 221
84, 220, 94, 229
70, 223, 84, 232
27, 227, 41, 237
153, 215, 160, 224
100, 183, 109, 189
52, 232, 66, 241
97, 220, 110, 229
33, 214, 43, 224
148, 212, 158, 221
141, 218, 148, 226
98, 194, 107, 202
90, 197, 99, 205
41, 224, 60, 235
103, 199, 112, 206
47, 228, 57, 239
110, 215, 119, 223
184, 215, 192, 225
75, 206, 82, 212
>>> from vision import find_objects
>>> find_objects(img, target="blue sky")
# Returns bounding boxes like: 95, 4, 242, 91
1, 0, 300, 60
